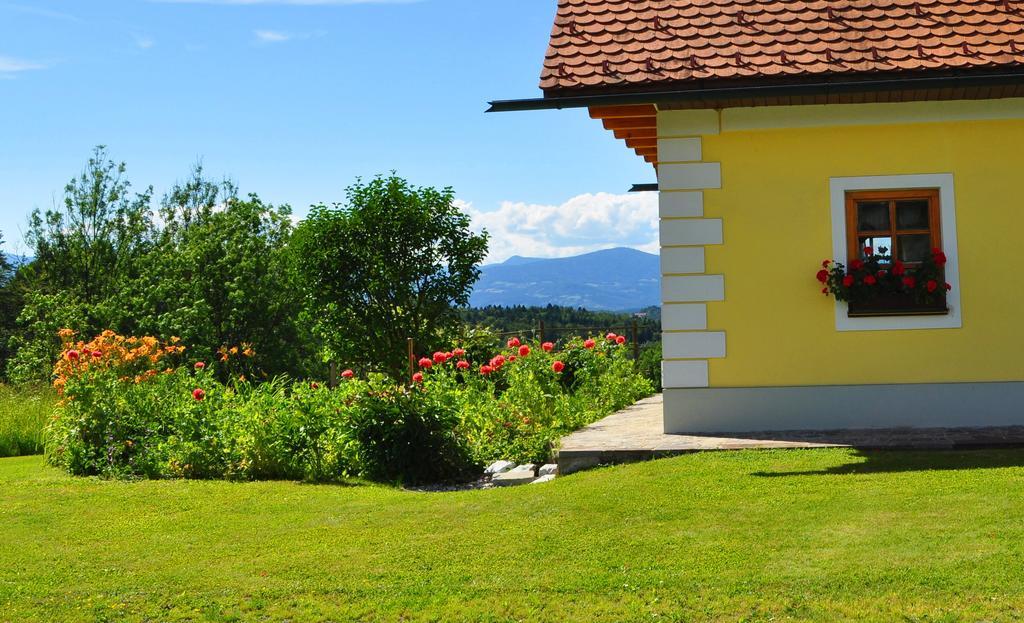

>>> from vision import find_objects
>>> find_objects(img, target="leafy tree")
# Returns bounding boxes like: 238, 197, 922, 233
292, 175, 489, 379
26, 146, 153, 316
125, 168, 307, 380
5, 291, 88, 384
10, 147, 153, 380
0, 233, 20, 375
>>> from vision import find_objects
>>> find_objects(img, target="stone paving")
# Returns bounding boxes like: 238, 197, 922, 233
557, 394, 1024, 474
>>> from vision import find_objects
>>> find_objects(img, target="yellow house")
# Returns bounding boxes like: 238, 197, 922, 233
491, 0, 1024, 432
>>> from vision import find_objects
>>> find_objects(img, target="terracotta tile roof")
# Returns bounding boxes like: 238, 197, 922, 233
541, 0, 1024, 93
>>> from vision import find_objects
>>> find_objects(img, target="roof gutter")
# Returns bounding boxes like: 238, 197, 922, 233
486, 69, 1024, 112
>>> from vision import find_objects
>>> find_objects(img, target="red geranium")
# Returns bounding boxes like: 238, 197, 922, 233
192, 388, 205, 402
541, 342, 554, 352
822, 259, 831, 268
412, 372, 424, 383
453, 348, 465, 357
194, 361, 206, 370
91, 350, 103, 359
507, 337, 521, 348
932, 248, 947, 266
903, 276, 916, 288
480, 364, 494, 376
341, 369, 354, 379
456, 360, 470, 370
310, 382, 320, 390
892, 261, 906, 276
418, 357, 433, 369
850, 259, 864, 271
552, 361, 565, 373
518, 345, 530, 357
432, 351, 446, 364
584, 339, 596, 349
945, 282, 952, 291
816, 269, 828, 283
926, 279, 938, 293
842, 275, 855, 287
508, 355, 516, 363
605, 332, 617, 341
490, 355, 506, 368
615, 335, 626, 345
864, 246, 872, 256
66, 350, 80, 361
864, 275, 877, 286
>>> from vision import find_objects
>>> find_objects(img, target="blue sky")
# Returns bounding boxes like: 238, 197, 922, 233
0, 0, 657, 261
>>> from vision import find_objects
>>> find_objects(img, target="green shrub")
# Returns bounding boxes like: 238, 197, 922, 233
346, 383, 475, 485
637, 341, 663, 390
422, 334, 655, 465
0, 384, 54, 457
46, 330, 653, 483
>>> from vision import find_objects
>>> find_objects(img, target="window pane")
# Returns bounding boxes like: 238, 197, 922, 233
898, 234, 931, 262
857, 201, 891, 232
896, 200, 930, 230
859, 236, 892, 260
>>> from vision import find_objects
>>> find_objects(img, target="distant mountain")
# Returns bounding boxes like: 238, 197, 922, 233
470, 247, 660, 311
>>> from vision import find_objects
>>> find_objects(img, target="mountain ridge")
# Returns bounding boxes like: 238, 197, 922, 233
470, 247, 659, 312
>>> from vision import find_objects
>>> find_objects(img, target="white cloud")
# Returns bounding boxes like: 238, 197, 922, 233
253, 29, 325, 43
463, 192, 659, 264
0, 55, 47, 77
254, 29, 291, 43
133, 35, 156, 49
0, 3, 80, 21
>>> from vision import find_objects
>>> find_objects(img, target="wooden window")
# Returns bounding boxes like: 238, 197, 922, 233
844, 189, 946, 317
845, 189, 941, 266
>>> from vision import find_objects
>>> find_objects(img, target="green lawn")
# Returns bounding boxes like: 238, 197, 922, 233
3, 449, 1024, 622
0, 385, 53, 458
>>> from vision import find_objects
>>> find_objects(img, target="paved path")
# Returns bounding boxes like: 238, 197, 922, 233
557, 394, 1024, 474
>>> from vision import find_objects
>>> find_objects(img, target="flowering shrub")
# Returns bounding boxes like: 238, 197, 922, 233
46, 330, 653, 483
817, 247, 951, 309
417, 334, 653, 465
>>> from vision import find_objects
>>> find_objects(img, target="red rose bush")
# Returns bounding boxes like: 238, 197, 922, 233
816, 247, 950, 308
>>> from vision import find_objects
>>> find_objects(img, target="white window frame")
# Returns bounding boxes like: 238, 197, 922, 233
829, 173, 962, 332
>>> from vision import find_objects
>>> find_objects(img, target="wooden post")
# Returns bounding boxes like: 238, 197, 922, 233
631, 320, 640, 360
538, 319, 546, 344
407, 337, 416, 383
328, 361, 338, 389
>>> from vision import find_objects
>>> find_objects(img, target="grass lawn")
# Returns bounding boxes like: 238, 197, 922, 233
0, 385, 53, 458
3, 449, 1024, 622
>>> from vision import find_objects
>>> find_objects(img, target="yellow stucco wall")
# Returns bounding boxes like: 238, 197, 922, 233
702, 117, 1024, 387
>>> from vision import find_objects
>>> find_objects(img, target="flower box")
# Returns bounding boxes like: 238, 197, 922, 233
847, 292, 948, 317
816, 247, 951, 318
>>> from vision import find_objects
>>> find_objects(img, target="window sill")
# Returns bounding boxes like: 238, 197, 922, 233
847, 307, 949, 318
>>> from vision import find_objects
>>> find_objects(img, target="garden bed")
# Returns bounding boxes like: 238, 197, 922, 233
46, 331, 653, 484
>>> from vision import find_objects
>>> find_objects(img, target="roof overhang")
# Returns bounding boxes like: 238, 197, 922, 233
487, 68, 1024, 113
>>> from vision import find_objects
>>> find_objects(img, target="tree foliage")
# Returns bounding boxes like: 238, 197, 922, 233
3, 151, 489, 384
125, 179, 306, 380
26, 146, 153, 313
292, 175, 489, 378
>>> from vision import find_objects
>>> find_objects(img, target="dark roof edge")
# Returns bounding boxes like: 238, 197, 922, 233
629, 183, 658, 192
487, 69, 1024, 112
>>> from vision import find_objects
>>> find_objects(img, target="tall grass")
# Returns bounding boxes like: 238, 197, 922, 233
0, 385, 54, 458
